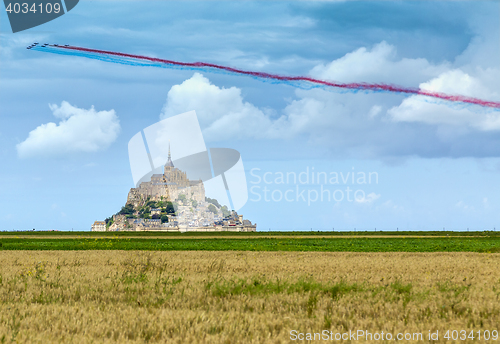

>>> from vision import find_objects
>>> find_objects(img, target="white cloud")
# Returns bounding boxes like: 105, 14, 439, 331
454, 10, 500, 70
482, 197, 490, 209
160, 72, 382, 146
306, 41, 500, 145
389, 69, 500, 131
420, 69, 498, 100
160, 73, 273, 141
378, 200, 405, 213
356, 192, 381, 204
160, 33, 500, 158
17, 101, 120, 159
309, 41, 449, 86
368, 105, 382, 119
455, 200, 475, 212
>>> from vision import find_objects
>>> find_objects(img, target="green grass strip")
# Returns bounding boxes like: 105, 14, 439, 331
1, 237, 500, 252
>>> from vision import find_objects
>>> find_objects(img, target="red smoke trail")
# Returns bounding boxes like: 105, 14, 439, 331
58, 45, 500, 109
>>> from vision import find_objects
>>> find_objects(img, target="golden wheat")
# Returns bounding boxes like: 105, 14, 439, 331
0, 251, 498, 343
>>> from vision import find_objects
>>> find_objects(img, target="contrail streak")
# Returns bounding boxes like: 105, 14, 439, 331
30, 44, 500, 109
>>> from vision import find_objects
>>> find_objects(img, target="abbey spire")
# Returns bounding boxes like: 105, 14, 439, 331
165, 140, 174, 168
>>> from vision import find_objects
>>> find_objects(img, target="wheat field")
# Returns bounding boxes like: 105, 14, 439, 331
0, 251, 499, 343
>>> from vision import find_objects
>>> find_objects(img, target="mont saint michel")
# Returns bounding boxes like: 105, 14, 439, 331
92, 146, 256, 232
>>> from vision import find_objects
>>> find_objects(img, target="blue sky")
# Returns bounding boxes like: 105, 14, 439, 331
0, 1, 499, 230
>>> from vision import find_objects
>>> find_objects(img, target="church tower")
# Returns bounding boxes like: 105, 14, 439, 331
164, 141, 174, 173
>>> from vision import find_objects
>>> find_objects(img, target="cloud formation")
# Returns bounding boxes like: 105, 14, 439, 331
389, 69, 500, 131
17, 101, 120, 159
310, 41, 449, 86
356, 192, 381, 204
160, 73, 273, 141
160, 37, 500, 158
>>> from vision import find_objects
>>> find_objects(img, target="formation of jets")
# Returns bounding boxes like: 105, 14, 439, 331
26, 43, 70, 49
26, 42, 38, 49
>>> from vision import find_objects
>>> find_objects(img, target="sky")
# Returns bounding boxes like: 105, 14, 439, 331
0, 1, 499, 231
